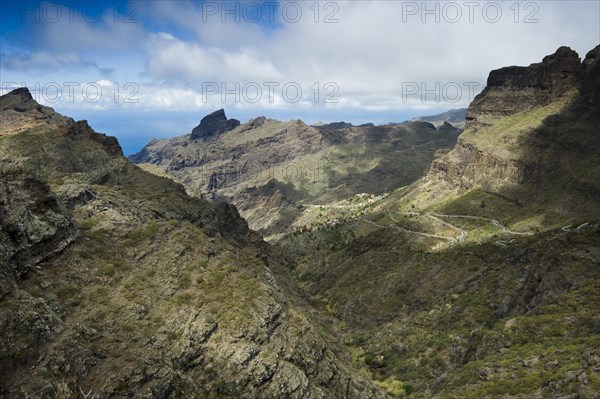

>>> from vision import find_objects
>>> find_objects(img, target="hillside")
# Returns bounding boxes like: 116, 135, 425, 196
130, 112, 461, 239
0, 88, 390, 399
2, 43, 599, 399
277, 45, 600, 398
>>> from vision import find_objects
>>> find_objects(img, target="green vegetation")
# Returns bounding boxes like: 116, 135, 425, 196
278, 163, 600, 397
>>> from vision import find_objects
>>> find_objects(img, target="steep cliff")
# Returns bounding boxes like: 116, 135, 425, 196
393, 46, 600, 228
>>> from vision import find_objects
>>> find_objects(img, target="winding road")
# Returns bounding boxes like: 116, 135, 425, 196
561, 222, 590, 232
360, 215, 458, 244
360, 210, 534, 246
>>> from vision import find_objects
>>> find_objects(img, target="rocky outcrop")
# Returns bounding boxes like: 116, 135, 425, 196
0, 87, 73, 135
0, 162, 78, 283
190, 108, 240, 140
486, 46, 581, 90
466, 46, 582, 125
425, 45, 600, 193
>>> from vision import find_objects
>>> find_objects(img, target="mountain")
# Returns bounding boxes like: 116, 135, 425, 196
3, 44, 599, 399
277, 45, 600, 398
411, 108, 467, 130
130, 113, 461, 239
0, 88, 390, 398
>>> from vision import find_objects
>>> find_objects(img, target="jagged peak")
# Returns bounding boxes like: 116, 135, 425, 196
289, 119, 309, 128
247, 116, 267, 126
0, 87, 74, 135
191, 109, 240, 140
3, 87, 34, 100
0, 87, 37, 110
438, 121, 456, 131
541, 46, 580, 64
238, 116, 268, 133
202, 108, 227, 122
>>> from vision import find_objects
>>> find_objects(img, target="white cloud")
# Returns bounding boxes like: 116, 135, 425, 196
139, 0, 599, 112
144, 33, 283, 83
2, 0, 598, 117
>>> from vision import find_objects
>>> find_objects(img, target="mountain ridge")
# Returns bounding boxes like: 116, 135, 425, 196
0, 87, 391, 399
130, 109, 462, 238
411, 108, 467, 129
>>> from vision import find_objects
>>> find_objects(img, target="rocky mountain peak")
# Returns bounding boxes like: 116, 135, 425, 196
1, 86, 34, 102
429, 44, 600, 197
0, 87, 73, 135
0, 87, 36, 111
239, 116, 267, 132
541, 45, 580, 64
486, 46, 581, 91
465, 47, 595, 127
191, 108, 241, 140
438, 121, 457, 131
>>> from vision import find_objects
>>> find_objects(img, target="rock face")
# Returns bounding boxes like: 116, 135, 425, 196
0, 88, 390, 399
467, 46, 582, 124
0, 89, 79, 287
423, 45, 600, 196
190, 108, 240, 140
0, 166, 77, 282
485, 46, 581, 90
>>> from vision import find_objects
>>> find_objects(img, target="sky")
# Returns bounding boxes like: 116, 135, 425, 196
1, 0, 599, 155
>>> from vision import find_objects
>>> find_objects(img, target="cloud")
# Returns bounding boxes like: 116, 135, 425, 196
138, 1, 599, 111
1, 0, 598, 116
1, 51, 113, 75
144, 32, 283, 83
